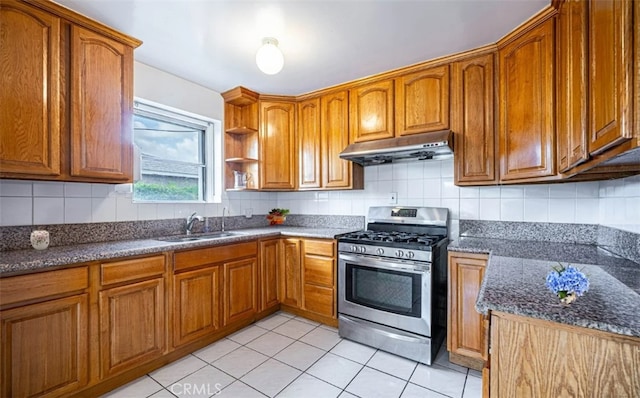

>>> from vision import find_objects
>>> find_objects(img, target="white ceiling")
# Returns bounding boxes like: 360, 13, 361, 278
55, 0, 548, 96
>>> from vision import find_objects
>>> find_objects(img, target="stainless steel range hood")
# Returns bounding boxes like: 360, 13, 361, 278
339, 130, 453, 166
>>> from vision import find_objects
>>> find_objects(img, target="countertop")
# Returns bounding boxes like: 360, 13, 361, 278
0, 226, 358, 277
449, 237, 640, 337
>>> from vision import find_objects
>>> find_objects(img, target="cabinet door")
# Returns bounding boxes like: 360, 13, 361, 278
498, 19, 556, 181
223, 257, 258, 326
173, 267, 220, 347
279, 238, 301, 308
0, 294, 89, 397
260, 101, 296, 190
298, 98, 322, 189
99, 278, 165, 378
349, 80, 395, 142
447, 253, 487, 371
556, 0, 588, 172
452, 54, 496, 185
588, 0, 633, 155
70, 26, 133, 181
396, 65, 450, 135
0, 1, 61, 176
322, 90, 357, 188
259, 239, 280, 311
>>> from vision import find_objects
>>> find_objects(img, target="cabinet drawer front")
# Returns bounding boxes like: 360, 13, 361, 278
303, 239, 335, 257
303, 284, 335, 317
174, 241, 257, 271
101, 255, 165, 286
303, 256, 335, 287
0, 267, 88, 307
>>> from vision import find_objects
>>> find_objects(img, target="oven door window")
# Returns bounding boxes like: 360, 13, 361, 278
345, 263, 422, 317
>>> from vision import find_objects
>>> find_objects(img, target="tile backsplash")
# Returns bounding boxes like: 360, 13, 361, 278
1, 160, 639, 236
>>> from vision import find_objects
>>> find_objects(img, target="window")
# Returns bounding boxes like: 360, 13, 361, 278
133, 99, 221, 203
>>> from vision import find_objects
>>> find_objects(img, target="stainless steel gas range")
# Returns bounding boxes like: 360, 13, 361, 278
338, 206, 449, 365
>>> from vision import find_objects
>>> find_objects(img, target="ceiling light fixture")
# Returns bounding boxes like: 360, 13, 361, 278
256, 37, 284, 75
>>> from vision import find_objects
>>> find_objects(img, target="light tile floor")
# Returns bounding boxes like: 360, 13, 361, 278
103, 311, 481, 398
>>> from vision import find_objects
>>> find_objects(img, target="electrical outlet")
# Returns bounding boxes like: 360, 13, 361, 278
389, 192, 398, 204
244, 208, 253, 218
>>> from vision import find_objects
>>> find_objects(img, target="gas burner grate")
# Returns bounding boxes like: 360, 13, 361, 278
341, 230, 444, 247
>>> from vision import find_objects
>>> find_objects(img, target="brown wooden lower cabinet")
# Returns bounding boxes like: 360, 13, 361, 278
99, 278, 165, 378
301, 239, 336, 319
223, 257, 258, 326
0, 237, 342, 396
447, 251, 488, 371
490, 311, 640, 397
279, 238, 302, 308
99, 255, 167, 378
259, 239, 280, 311
0, 266, 90, 398
173, 266, 221, 347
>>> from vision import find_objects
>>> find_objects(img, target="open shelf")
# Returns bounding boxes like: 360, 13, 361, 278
222, 86, 261, 191
225, 157, 258, 163
226, 127, 258, 135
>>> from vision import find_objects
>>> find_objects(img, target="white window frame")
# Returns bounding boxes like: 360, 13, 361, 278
132, 97, 222, 204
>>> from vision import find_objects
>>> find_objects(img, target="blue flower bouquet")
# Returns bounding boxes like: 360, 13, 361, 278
545, 263, 589, 304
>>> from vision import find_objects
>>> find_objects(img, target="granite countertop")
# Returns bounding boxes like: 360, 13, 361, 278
449, 237, 640, 337
0, 226, 358, 277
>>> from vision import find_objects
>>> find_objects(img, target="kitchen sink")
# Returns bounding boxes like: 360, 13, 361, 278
156, 232, 239, 242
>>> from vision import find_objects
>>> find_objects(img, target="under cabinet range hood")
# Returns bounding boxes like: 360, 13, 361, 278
339, 130, 453, 166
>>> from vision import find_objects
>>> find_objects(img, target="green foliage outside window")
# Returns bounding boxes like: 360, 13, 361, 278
133, 181, 199, 201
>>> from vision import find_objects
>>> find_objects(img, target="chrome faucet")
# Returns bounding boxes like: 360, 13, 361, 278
221, 207, 227, 232
186, 212, 204, 235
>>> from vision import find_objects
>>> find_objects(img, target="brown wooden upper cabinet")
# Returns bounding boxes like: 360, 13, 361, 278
587, 0, 634, 155
298, 97, 322, 189
349, 80, 395, 142
556, 0, 588, 173
452, 53, 497, 185
395, 65, 450, 136
0, 0, 141, 183
297, 91, 363, 190
498, 17, 556, 182
0, 0, 61, 177
70, 26, 134, 181
260, 100, 297, 190
321, 91, 363, 189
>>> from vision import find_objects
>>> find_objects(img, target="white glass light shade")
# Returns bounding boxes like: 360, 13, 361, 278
256, 37, 284, 75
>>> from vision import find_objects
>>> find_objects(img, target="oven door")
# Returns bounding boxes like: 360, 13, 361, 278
338, 252, 432, 337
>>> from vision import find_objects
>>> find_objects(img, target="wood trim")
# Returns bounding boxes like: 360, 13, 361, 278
497, 6, 558, 49
294, 44, 498, 100
23, 0, 142, 47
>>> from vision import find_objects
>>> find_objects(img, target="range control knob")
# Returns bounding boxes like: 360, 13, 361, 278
395, 250, 404, 258
359, 246, 367, 253
376, 248, 384, 255
350, 245, 357, 252
406, 251, 415, 259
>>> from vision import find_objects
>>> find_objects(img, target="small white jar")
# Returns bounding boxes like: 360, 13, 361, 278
30, 230, 50, 250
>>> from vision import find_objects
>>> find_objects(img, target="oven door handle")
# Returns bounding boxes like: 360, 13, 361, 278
339, 253, 430, 274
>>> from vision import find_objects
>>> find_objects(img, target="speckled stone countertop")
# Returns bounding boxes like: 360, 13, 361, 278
449, 237, 640, 337
0, 227, 358, 277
